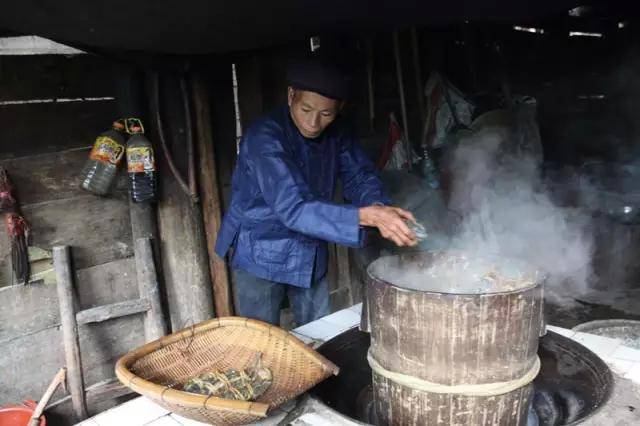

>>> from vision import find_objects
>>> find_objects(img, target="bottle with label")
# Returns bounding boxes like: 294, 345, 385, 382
125, 119, 157, 203
80, 120, 126, 195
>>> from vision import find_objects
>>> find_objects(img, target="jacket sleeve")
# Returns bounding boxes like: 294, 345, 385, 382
246, 126, 364, 247
338, 134, 390, 207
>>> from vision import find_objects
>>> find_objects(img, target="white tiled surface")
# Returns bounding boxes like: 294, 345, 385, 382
571, 331, 622, 358
625, 363, 640, 384
144, 416, 182, 426
168, 414, 208, 426
610, 344, 640, 361
90, 396, 168, 426
321, 308, 360, 331
546, 326, 640, 383
293, 318, 341, 342
546, 324, 575, 338
75, 420, 100, 426
79, 302, 640, 426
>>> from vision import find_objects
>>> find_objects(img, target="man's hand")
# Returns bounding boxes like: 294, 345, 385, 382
359, 205, 418, 247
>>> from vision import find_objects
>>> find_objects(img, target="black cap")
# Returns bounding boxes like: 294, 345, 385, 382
286, 54, 349, 101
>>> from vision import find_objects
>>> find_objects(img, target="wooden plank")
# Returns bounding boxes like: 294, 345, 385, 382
0, 148, 127, 206
0, 257, 137, 345
206, 60, 237, 212
329, 287, 352, 312
0, 194, 133, 271
393, 30, 412, 172
0, 55, 116, 102
327, 243, 339, 292
47, 378, 133, 411
76, 298, 150, 325
134, 238, 168, 340
75, 257, 138, 308
85, 378, 133, 401
76, 315, 145, 384
129, 201, 157, 241
0, 316, 144, 406
116, 66, 162, 270
53, 245, 88, 421
236, 54, 264, 128
0, 101, 118, 159
0, 280, 59, 343
0, 327, 66, 404
192, 72, 232, 317
335, 245, 353, 305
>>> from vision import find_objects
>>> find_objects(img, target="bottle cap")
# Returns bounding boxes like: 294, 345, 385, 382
125, 118, 145, 135
112, 119, 126, 130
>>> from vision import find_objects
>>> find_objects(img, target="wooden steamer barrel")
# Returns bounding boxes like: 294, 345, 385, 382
366, 253, 543, 425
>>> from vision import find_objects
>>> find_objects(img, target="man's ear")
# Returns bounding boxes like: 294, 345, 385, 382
338, 101, 345, 112
287, 87, 295, 107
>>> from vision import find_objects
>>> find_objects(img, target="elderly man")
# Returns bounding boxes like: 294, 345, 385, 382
215, 56, 417, 326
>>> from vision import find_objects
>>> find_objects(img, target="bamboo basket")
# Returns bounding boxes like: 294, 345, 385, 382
115, 317, 339, 425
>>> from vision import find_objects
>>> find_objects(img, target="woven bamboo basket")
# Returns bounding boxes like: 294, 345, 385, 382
115, 317, 339, 425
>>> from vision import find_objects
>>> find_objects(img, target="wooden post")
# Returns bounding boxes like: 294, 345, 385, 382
52, 245, 88, 421
333, 185, 353, 305
191, 72, 233, 317
117, 66, 160, 243
154, 72, 214, 329
129, 201, 156, 240
410, 28, 426, 122
365, 37, 376, 133
236, 55, 263, 133
393, 30, 412, 171
336, 246, 353, 305
134, 237, 168, 340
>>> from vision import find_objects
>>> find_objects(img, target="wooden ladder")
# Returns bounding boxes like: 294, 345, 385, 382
51, 237, 167, 421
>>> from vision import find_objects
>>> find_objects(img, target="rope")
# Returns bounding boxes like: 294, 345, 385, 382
207, 370, 255, 401
367, 350, 540, 397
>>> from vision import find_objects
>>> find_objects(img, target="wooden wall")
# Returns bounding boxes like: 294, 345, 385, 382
0, 54, 144, 419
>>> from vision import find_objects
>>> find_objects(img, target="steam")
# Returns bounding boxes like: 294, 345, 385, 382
373, 111, 595, 299
443, 129, 594, 299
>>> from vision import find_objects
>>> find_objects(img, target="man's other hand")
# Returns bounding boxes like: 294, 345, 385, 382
358, 205, 418, 247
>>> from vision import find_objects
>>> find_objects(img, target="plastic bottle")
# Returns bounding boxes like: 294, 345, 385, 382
80, 120, 126, 195
126, 120, 157, 203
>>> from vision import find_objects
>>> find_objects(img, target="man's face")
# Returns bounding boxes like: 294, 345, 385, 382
287, 87, 342, 139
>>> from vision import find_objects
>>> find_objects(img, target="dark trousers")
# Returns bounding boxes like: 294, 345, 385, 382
232, 268, 330, 326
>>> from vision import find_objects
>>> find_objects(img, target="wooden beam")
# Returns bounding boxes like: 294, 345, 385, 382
134, 237, 168, 340
393, 30, 412, 171
154, 72, 214, 329
46, 378, 133, 411
236, 55, 263, 129
365, 37, 376, 133
335, 245, 353, 305
410, 28, 426, 122
75, 299, 150, 325
52, 245, 88, 421
191, 72, 233, 317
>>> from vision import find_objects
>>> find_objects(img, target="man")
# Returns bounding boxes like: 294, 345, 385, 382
215, 56, 417, 326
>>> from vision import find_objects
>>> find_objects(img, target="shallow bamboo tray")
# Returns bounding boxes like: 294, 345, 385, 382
115, 317, 339, 425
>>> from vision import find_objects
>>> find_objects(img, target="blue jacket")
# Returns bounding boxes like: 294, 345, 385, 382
214, 107, 389, 288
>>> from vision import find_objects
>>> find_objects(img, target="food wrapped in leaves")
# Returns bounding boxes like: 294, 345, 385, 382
183, 352, 272, 401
